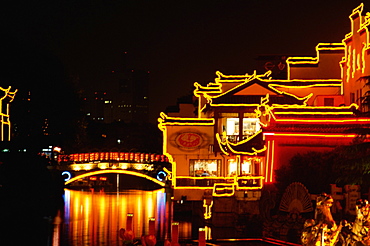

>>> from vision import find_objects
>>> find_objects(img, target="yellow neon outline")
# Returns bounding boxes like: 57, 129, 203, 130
215, 132, 230, 156
158, 113, 177, 188
341, 3, 369, 85
212, 183, 235, 197
158, 112, 214, 127
214, 70, 256, 83
203, 75, 312, 107
286, 43, 345, 80
163, 167, 172, 181
174, 176, 264, 191
193, 82, 222, 96
64, 170, 165, 187
203, 199, 213, 219
216, 130, 267, 155
0, 86, 17, 141
235, 176, 264, 190
173, 186, 213, 190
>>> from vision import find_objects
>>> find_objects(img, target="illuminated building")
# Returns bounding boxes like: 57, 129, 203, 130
0, 86, 17, 141
158, 4, 370, 203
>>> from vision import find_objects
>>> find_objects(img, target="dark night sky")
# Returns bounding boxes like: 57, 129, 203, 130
0, 0, 366, 123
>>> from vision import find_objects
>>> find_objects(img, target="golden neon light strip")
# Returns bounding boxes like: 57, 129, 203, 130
158, 116, 178, 188
0, 86, 17, 141
287, 43, 345, 80
174, 176, 264, 191
201, 71, 270, 100
64, 170, 165, 187
158, 112, 214, 127
203, 199, 213, 219
205, 77, 312, 106
173, 186, 213, 190
236, 176, 264, 190
214, 70, 258, 83
215, 129, 267, 155
287, 43, 344, 65
212, 183, 235, 197
341, 3, 369, 85
215, 133, 230, 156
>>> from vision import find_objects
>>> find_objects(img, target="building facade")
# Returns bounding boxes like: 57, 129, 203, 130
158, 4, 370, 204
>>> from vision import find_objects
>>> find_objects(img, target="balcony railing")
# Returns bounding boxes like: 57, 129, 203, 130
175, 176, 264, 190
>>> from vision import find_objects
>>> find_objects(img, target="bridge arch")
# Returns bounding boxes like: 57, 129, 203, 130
64, 169, 165, 187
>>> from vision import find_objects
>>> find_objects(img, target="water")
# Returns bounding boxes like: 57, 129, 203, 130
57, 188, 174, 246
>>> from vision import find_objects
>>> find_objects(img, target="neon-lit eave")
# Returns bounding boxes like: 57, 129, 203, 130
215, 130, 266, 156
158, 112, 214, 127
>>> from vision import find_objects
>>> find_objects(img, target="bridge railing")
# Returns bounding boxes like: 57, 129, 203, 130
65, 162, 157, 172
57, 152, 168, 164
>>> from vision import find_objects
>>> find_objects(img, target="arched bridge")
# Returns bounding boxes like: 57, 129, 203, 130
57, 152, 171, 189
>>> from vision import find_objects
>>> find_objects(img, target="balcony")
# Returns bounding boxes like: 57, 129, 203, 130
175, 176, 264, 190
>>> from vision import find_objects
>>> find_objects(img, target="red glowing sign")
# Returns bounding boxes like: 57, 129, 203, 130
175, 132, 202, 148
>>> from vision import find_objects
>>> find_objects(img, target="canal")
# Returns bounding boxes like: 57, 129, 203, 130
58, 188, 176, 246
54, 189, 298, 246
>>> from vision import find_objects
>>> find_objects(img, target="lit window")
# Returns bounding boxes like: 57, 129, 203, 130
241, 160, 251, 175
226, 118, 239, 136
190, 159, 220, 177
242, 118, 260, 136
228, 159, 237, 177
225, 118, 260, 141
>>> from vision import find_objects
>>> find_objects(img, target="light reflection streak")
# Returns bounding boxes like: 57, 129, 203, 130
60, 189, 167, 246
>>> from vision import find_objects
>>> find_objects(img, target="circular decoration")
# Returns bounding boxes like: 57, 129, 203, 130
62, 171, 72, 181
175, 132, 202, 148
157, 171, 167, 181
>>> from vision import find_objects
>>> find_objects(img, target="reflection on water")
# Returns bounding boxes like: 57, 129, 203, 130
59, 189, 169, 246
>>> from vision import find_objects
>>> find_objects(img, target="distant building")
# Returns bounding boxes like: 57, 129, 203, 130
82, 68, 150, 124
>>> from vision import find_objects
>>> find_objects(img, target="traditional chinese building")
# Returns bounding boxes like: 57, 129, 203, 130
0, 87, 17, 142
158, 3, 370, 207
